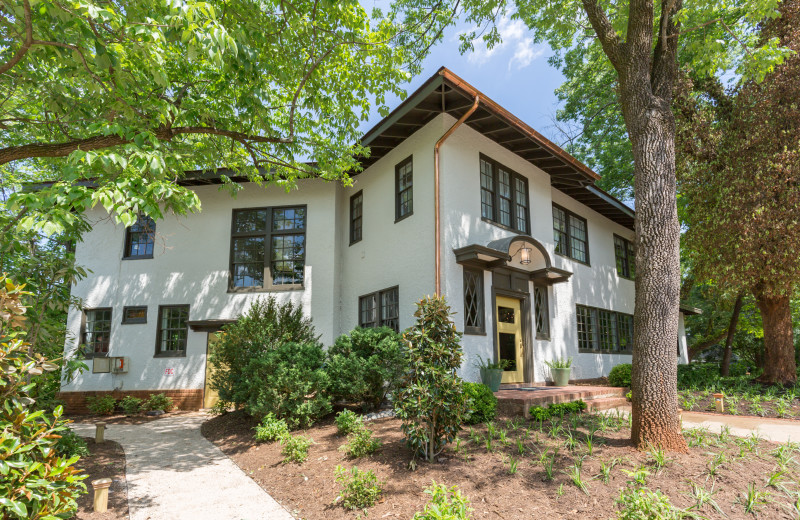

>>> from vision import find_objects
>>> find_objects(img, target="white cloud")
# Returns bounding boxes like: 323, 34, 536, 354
463, 17, 544, 71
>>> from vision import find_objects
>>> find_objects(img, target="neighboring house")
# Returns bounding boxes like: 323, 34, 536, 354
58, 67, 695, 412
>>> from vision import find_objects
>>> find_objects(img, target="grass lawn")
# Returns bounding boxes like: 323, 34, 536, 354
202, 410, 800, 519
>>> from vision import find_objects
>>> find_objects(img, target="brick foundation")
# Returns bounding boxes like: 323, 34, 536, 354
57, 389, 204, 415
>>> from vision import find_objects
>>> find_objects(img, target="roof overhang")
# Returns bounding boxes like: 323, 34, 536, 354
679, 305, 703, 316
187, 319, 236, 332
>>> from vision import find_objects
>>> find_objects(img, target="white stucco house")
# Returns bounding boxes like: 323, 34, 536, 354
58, 67, 694, 412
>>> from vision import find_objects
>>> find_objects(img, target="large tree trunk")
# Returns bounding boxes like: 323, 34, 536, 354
753, 290, 796, 385
720, 293, 744, 376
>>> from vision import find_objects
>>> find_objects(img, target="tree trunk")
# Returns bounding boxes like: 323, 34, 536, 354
753, 290, 796, 385
625, 97, 688, 452
720, 293, 744, 376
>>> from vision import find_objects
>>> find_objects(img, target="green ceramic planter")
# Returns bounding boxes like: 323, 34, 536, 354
551, 367, 571, 387
479, 367, 503, 392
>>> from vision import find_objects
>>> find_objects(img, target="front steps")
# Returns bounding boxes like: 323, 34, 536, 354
494, 385, 627, 418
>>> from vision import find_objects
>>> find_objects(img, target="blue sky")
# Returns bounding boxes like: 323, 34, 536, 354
358, 12, 568, 145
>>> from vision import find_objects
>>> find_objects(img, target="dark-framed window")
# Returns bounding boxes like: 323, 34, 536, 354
359, 286, 399, 332
122, 306, 147, 324
533, 284, 549, 340
155, 305, 189, 357
576, 304, 633, 353
124, 214, 155, 259
479, 155, 530, 234
395, 156, 413, 221
350, 190, 363, 244
81, 308, 112, 357
553, 204, 589, 264
463, 268, 484, 334
614, 234, 636, 279
229, 206, 306, 290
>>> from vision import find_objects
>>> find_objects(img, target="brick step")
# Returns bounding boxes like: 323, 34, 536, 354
494, 386, 627, 418
586, 397, 629, 411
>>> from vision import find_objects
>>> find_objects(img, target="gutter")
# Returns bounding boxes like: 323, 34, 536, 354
433, 95, 480, 295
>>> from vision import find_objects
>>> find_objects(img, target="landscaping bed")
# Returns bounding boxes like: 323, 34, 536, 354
66, 410, 195, 425
679, 389, 800, 420
74, 438, 128, 520
202, 410, 800, 519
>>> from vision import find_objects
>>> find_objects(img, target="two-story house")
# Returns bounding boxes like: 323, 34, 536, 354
58, 67, 694, 412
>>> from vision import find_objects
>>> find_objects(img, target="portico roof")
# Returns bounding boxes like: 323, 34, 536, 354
453, 235, 572, 284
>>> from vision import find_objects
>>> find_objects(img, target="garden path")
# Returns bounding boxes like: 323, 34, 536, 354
610, 405, 800, 444
72, 413, 295, 520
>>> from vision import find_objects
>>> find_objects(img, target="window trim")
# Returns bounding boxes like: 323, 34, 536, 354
80, 307, 112, 358
122, 214, 156, 260
533, 283, 550, 340
358, 286, 400, 332
121, 306, 147, 324
228, 205, 307, 292
479, 154, 531, 234
154, 304, 190, 358
613, 234, 636, 280
463, 267, 485, 335
349, 190, 363, 245
552, 203, 590, 265
395, 156, 413, 222
576, 304, 633, 354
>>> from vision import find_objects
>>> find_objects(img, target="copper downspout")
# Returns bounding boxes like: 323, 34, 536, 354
434, 95, 480, 295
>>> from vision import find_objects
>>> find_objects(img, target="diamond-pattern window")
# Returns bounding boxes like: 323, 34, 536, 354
534, 285, 549, 339
463, 268, 484, 334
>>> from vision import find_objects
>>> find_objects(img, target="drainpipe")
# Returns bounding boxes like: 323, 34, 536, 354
434, 95, 480, 296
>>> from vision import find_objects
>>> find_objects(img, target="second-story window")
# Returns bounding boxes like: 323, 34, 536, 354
350, 191, 363, 244
553, 204, 589, 264
614, 234, 636, 279
395, 156, 413, 221
230, 206, 306, 290
124, 214, 155, 259
479, 155, 529, 233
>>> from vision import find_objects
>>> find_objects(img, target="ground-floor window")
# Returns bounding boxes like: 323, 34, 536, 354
463, 268, 484, 334
576, 304, 633, 353
155, 305, 190, 357
533, 285, 549, 339
82, 308, 112, 357
359, 287, 399, 332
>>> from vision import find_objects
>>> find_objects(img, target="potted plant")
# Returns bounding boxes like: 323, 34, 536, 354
545, 357, 572, 387
474, 356, 510, 392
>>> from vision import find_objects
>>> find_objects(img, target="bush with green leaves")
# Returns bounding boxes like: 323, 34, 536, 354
119, 395, 144, 415
327, 326, 408, 410
394, 296, 468, 461
340, 426, 382, 458
335, 465, 383, 510
0, 275, 87, 519
616, 486, 684, 519
54, 429, 89, 458
609, 364, 632, 387
413, 482, 473, 520
280, 434, 313, 464
463, 382, 497, 425
144, 393, 174, 412
86, 394, 117, 415
335, 409, 364, 436
528, 400, 587, 421
253, 413, 289, 442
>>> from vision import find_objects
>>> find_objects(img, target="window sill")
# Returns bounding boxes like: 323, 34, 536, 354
555, 252, 591, 267
121, 320, 147, 325
349, 239, 362, 247
464, 329, 486, 336
617, 273, 635, 281
536, 334, 550, 341
480, 217, 527, 235
83, 352, 109, 359
154, 352, 187, 358
395, 211, 413, 224
578, 349, 632, 355
122, 255, 154, 261
228, 284, 305, 293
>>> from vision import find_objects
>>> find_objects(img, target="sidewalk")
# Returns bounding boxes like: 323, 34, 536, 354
72, 414, 294, 520
610, 405, 800, 444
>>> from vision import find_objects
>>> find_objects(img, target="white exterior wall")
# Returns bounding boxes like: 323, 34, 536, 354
438, 114, 638, 383
63, 180, 339, 393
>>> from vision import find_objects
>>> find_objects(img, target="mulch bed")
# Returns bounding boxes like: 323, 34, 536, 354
67, 410, 195, 425
202, 411, 800, 520
74, 438, 128, 520
681, 392, 800, 421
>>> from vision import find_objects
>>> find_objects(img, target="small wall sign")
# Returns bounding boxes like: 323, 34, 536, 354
164, 368, 175, 376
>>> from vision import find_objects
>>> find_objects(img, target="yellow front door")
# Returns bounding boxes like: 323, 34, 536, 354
203, 332, 220, 409
496, 296, 525, 383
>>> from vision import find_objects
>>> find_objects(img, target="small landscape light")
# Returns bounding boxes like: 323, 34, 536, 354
713, 393, 724, 413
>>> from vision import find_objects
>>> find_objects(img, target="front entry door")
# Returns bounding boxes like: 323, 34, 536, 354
203, 333, 220, 409
496, 296, 524, 383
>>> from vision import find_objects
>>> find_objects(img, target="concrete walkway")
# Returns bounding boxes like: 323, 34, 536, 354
609, 405, 800, 444
72, 414, 294, 520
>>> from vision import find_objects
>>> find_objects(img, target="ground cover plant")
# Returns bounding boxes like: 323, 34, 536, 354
203, 406, 800, 520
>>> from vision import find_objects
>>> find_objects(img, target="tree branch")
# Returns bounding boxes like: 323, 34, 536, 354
580, 0, 624, 70
0, 0, 33, 75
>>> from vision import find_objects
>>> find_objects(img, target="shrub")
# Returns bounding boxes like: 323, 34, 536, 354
281, 434, 313, 464
615, 486, 684, 519
86, 394, 117, 415
254, 413, 289, 443
119, 395, 143, 415
0, 275, 87, 519
609, 364, 633, 387
335, 410, 363, 436
340, 427, 382, 458
394, 296, 468, 461
335, 466, 383, 510
528, 400, 587, 420
413, 482, 473, 520
144, 393, 174, 412
327, 327, 408, 410
240, 341, 331, 429
54, 429, 89, 458
463, 382, 497, 425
